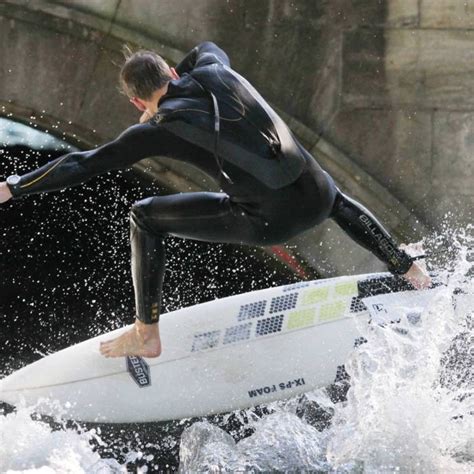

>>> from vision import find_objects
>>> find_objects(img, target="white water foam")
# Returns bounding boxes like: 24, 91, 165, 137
179, 411, 331, 472
0, 402, 126, 473
179, 229, 474, 472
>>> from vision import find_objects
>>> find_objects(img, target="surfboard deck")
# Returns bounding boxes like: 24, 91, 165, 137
0, 272, 423, 423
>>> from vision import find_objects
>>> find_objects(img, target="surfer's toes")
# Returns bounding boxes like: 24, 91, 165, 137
99, 341, 114, 358
99, 339, 126, 358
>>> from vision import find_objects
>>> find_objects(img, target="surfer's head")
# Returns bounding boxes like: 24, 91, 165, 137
120, 47, 179, 117
120, 47, 175, 99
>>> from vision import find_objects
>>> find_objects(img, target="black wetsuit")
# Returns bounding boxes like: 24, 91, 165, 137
7, 42, 413, 324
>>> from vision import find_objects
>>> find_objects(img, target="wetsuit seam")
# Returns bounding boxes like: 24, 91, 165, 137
19, 154, 71, 189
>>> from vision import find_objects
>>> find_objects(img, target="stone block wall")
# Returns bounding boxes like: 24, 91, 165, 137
1, 0, 472, 276
329, 1, 474, 229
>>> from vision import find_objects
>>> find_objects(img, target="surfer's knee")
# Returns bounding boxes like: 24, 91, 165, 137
130, 197, 156, 232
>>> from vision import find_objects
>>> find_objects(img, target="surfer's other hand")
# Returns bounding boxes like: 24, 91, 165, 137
139, 109, 153, 123
400, 242, 431, 290
0, 182, 12, 204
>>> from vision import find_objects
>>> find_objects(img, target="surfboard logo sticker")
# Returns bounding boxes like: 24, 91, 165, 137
126, 356, 151, 388
248, 377, 306, 398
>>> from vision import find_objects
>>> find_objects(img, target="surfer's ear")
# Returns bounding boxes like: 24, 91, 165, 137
169, 67, 180, 80
130, 97, 147, 112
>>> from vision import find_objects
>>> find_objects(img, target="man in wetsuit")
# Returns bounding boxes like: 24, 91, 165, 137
0, 42, 430, 358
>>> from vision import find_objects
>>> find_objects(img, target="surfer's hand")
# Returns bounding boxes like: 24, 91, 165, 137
139, 109, 153, 123
0, 181, 12, 204
400, 242, 431, 290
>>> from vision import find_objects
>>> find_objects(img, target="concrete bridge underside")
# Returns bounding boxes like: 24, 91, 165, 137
1, 0, 472, 277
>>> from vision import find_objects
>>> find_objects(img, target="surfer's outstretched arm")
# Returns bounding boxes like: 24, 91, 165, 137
330, 190, 431, 289
0, 123, 180, 200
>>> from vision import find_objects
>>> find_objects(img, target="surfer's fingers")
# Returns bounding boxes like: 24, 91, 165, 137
0, 182, 13, 204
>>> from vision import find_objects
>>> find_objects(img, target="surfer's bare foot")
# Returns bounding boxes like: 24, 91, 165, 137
100, 319, 162, 358
403, 261, 431, 289
400, 242, 431, 290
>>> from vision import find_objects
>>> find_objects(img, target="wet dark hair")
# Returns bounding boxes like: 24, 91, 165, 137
120, 46, 172, 100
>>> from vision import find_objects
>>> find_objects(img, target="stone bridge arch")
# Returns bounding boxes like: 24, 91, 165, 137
2, 0, 468, 276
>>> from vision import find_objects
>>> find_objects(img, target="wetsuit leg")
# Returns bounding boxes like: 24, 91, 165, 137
130, 192, 267, 324
330, 190, 413, 275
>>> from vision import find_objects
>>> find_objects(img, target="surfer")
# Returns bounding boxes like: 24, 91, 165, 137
0, 42, 430, 358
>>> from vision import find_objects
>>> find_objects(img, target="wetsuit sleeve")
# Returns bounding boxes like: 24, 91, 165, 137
175, 41, 230, 75
7, 122, 171, 198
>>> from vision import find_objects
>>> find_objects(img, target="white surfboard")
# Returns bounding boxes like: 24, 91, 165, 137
0, 272, 429, 423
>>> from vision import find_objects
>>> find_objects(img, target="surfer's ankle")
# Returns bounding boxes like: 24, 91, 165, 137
134, 319, 162, 357
139, 342, 161, 358
135, 318, 158, 337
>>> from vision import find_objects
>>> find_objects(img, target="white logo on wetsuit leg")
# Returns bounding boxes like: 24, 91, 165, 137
126, 356, 151, 387
359, 215, 399, 263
